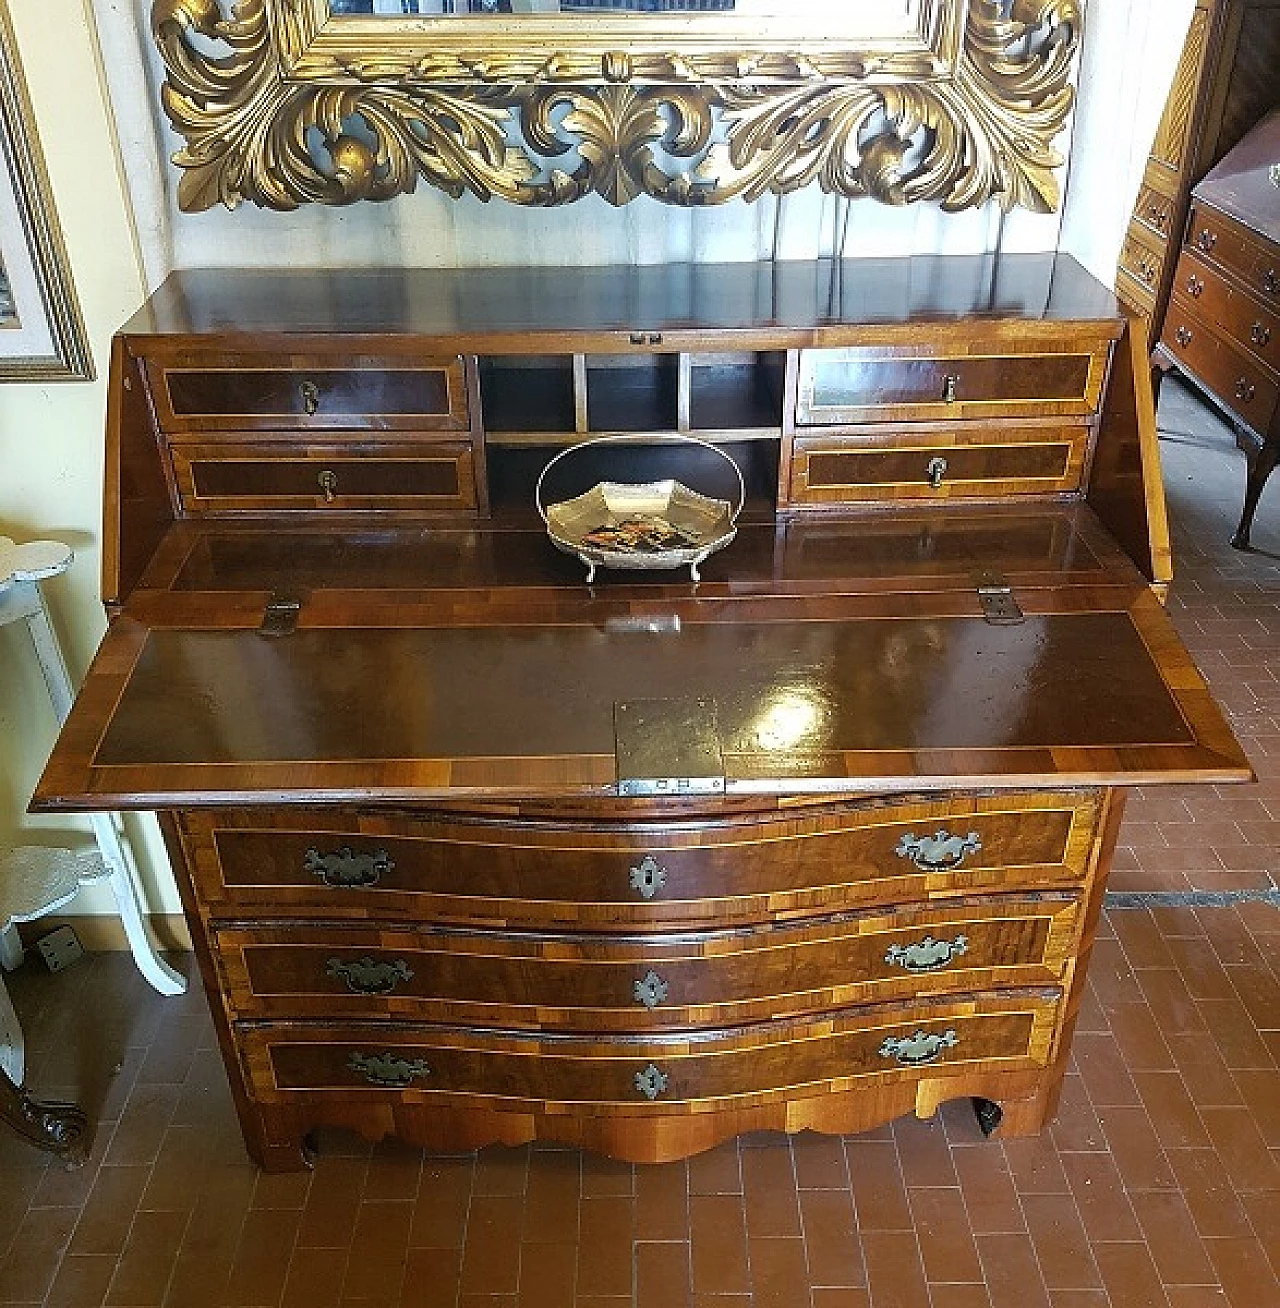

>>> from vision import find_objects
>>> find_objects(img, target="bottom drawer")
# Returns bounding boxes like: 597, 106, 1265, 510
241, 990, 1062, 1109
171, 440, 478, 513
1163, 299, 1279, 436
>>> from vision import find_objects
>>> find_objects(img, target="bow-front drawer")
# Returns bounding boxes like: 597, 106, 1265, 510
144, 349, 470, 433
170, 441, 478, 514
1186, 205, 1280, 307
1175, 250, 1280, 374
1163, 300, 1279, 436
212, 894, 1081, 1030
795, 340, 1111, 425
787, 426, 1092, 505
239, 990, 1062, 1107
180, 792, 1101, 931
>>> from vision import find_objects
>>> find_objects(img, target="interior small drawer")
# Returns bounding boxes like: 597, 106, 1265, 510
145, 351, 470, 432
788, 426, 1091, 505
240, 991, 1063, 1106
211, 894, 1081, 1031
171, 442, 478, 514
1163, 301, 1279, 435
181, 791, 1101, 931
795, 342, 1111, 425
1177, 251, 1280, 374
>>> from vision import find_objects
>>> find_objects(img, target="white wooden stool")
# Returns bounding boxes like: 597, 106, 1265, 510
0, 536, 186, 1000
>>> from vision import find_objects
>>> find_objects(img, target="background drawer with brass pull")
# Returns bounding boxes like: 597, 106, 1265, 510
795, 342, 1111, 425
145, 351, 470, 432
212, 894, 1081, 1028
240, 990, 1062, 1105
1172, 251, 1280, 373
181, 793, 1100, 929
170, 442, 478, 514
1163, 301, 1279, 434
1135, 184, 1173, 238
787, 426, 1092, 505
1186, 205, 1279, 305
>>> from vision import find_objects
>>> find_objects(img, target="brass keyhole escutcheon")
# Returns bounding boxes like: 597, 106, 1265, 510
318, 469, 338, 503
942, 374, 960, 403
300, 380, 320, 415
926, 456, 948, 490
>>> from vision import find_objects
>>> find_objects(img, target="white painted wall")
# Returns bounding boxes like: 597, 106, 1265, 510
1, 0, 1194, 921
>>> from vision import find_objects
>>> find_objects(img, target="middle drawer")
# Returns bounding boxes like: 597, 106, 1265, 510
212, 893, 1081, 1031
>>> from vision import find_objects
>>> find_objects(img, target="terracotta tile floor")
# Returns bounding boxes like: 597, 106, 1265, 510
1, 378, 1277, 1308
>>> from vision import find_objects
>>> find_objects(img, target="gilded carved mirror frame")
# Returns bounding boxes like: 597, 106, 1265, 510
152, 0, 1082, 213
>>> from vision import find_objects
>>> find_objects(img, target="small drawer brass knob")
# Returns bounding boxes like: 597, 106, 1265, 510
926, 456, 948, 489
1236, 379, 1257, 404
318, 469, 338, 503
299, 380, 320, 415
1187, 276, 1204, 298
1175, 326, 1193, 348
1252, 322, 1272, 348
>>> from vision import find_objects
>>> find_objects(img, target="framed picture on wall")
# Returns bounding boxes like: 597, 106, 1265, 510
0, 3, 91, 382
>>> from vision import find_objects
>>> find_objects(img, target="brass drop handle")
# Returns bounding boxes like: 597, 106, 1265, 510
879, 1029, 959, 1066
348, 1051, 430, 1088
300, 380, 320, 416
1236, 379, 1257, 404
926, 456, 948, 489
1175, 326, 1193, 348
318, 469, 338, 503
1264, 269, 1279, 296
884, 934, 970, 974
1254, 322, 1273, 348
1186, 276, 1204, 298
1148, 205, 1167, 229
327, 957, 414, 995
895, 829, 982, 871
304, 846, 393, 888
942, 374, 960, 403
1197, 228, 1217, 254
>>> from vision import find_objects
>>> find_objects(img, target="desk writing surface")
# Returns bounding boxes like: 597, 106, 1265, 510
33, 588, 1249, 811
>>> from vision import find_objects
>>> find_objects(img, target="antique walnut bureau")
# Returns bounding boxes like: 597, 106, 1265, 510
35, 255, 1248, 1171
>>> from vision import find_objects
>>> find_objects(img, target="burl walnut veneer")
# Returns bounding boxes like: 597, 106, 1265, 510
34, 255, 1249, 1170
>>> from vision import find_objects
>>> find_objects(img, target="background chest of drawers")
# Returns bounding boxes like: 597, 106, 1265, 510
1154, 112, 1280, 548
36, 256, 1247, 1169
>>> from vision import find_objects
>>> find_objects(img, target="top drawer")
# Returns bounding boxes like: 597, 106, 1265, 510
144, 350, 470, 434
795, 341, 1112, 425
1186, 205, 1280, 308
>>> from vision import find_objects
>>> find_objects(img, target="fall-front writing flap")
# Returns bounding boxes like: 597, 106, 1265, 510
33, 584, 1248, 811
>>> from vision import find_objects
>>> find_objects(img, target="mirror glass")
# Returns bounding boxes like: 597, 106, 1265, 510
329, 2, 906, 19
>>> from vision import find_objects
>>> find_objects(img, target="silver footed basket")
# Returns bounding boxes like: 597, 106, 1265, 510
535, 434, 745, 585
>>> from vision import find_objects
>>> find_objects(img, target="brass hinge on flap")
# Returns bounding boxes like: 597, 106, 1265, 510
259, 592, 302, 637
614, 698, 726, 798
973, 570, 1024, 626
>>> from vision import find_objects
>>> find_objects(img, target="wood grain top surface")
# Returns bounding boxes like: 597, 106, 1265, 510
120, 255, 1122, 341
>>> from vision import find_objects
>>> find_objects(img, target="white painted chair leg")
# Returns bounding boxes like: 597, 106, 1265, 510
0, 924, 23, 972
0, 971, 24, 1086
91, 814, 186, 997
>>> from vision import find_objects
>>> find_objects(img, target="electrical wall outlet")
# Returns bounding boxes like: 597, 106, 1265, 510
36, 925, 84, 973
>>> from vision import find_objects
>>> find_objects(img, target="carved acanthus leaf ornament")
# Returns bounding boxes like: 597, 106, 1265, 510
151, 0, 1082, 213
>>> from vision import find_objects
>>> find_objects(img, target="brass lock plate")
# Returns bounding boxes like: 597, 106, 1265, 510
614, 698, 725, 798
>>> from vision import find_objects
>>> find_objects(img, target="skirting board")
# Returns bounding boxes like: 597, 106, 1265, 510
15, 913, 192, 953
